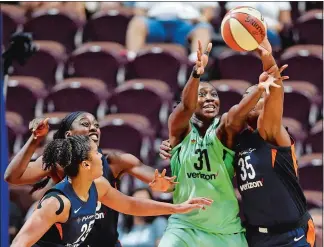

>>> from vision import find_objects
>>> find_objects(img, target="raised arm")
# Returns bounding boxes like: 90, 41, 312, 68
95, 177, 212, 216
168, 41, 212, 147
257, 66, 291, 146
4, 118, 52, 185
108, 152, 177, 192
11, 195, 70, 247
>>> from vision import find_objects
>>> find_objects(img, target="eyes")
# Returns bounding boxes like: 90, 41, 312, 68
81, 122, 100, 128
198, 91, 218, 98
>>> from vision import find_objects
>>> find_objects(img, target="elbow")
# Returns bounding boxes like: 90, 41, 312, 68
4, 171, 14, 184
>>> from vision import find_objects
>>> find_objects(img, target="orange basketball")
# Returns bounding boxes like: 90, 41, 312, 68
221, 6, 267, 51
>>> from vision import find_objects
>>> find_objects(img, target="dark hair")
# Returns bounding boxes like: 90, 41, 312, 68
122, 187, 155, 233
53, 111, 87, 140
42, 135, 92, 177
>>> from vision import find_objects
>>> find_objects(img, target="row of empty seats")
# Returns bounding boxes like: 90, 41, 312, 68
7, 39, 324, 95
2, 4, 323, 52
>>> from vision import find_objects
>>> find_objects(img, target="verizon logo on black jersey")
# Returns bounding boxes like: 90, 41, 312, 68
240, 180, 263, 191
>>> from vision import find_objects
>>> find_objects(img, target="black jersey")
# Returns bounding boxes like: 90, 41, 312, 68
234, 128, 307, 227
82, 149, 121, 247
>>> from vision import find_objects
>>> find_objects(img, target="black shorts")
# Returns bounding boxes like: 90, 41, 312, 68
246, 219, 316, 247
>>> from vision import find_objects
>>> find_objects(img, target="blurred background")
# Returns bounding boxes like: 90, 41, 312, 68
1, 1, 323, 246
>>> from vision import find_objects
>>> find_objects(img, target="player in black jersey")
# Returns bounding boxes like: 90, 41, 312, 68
233, 69, 315, 247
5, 111, 179, 247
159, 38, 316, 246
11, 135, 212, 247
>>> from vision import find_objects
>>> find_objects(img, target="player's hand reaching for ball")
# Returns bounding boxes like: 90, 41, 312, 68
29, 117, 50, 140
195, 40, 212, 75
174, 197, 213, 214
256, 35, 272, 57
258, 64, 289, 94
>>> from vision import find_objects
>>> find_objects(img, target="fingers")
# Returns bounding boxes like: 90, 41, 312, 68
162, 140, 172, 150
271, 82, 281, 88
279, 64, 288, 74
189, 197, 213, 206
161, 169, 166, 177
206, 42, 212, 53
43, 117, 50, 126
154, 169, 158, 178
281, 76, 289, 81
196, 47, 202, 62
198, 40, 202, 54
159, 150, 171, 160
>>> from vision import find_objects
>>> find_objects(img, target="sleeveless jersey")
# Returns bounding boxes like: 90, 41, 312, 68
82, 149, 121, 247
234, 128, 307, 226
168, 118, 244, 234
36, 178, 98, 247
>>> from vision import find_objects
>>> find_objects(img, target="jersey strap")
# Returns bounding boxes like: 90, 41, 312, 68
37, 189, 65, 215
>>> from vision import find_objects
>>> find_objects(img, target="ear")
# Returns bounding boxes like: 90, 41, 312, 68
81, 161, 91, 170
65, 131, 72, 138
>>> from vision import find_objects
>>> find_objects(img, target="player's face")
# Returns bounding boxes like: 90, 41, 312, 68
68, 113, 101, 146
87, 140, 103, 179
195, 82, 220, 120
243, 85, 265, 119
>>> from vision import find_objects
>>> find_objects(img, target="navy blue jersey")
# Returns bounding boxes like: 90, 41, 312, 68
234, 128, 307, 227
35, 178, 98, 247
82, 149, 121, 247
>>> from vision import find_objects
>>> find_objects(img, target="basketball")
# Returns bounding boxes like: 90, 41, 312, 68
221, 6, 267, 52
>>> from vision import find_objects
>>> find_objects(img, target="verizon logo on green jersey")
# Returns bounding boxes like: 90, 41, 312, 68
187, 172, 218, 180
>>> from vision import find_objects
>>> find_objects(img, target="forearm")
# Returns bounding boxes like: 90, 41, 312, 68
181, 69, 200, 110
258, 52, 280, 77
227, 86, 264, 128
124, 197, 177, 216
127, 164, 156, 184
4, 135, 41, 183
11, 238, 29, 247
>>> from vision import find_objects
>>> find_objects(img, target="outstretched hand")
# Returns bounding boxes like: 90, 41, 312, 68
195, 40, 212, 75
175, 197, 213, 214
258, 64, 289, 95
149, 169, 178, 192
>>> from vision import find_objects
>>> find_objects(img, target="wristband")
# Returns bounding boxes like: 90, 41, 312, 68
192, 67, 200, 78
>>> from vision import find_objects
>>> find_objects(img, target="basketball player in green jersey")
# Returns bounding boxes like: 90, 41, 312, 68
157, 38, 282, 247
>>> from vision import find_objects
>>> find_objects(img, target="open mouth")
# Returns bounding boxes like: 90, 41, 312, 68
89, 133, 99, 142
203, 104, 216, 111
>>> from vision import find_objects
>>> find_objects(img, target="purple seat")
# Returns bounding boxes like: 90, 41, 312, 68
210, 80, 246, 115
6, 111, 27, 156
24, 8, 83, 53
11, 40, 66, 89
107, 79, 172, 135
280, 45, 323, 92
282, 117, 307, 156
44, 78, 109, 117
126, 44, 188, 95
6, 76, 47, 125
283, 88, 313, 129
82, 9, 133, 46
65, 42, 124, 90
305, 120, 323, 154
298, 154, 323, 192
99, 114, 154, 164
294, 10, 323, 45
218, 49, 262, 84
1, 4, 26, 48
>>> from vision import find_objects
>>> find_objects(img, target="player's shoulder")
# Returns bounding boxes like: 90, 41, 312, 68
38, 192, 71, 216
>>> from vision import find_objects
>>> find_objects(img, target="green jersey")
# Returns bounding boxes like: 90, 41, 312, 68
169, 118, 244, 234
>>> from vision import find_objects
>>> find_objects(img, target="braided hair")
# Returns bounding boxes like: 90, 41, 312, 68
42, 135, 92, 177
